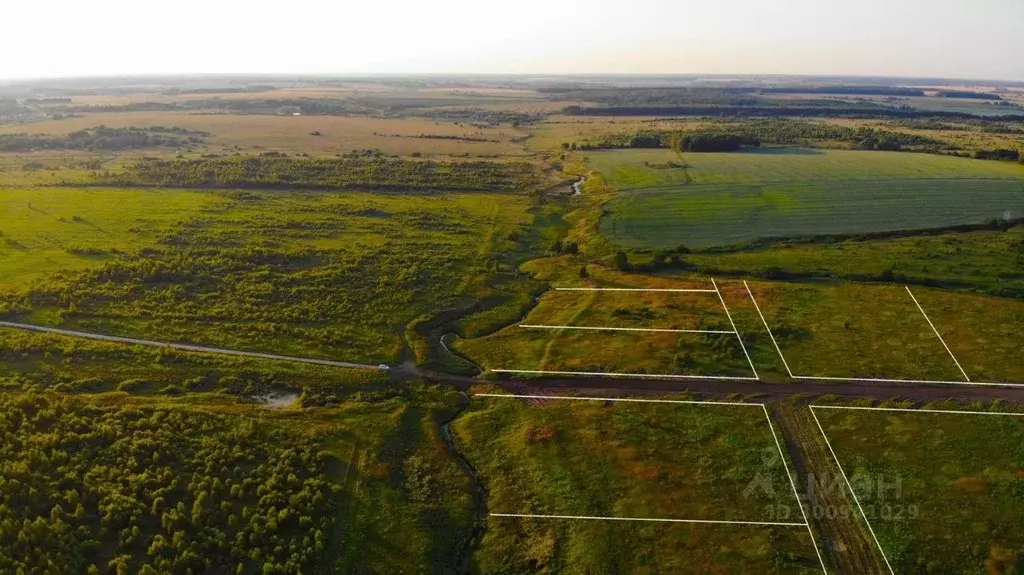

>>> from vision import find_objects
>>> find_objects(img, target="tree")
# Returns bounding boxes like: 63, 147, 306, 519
613, 251, 630, 271
578, 266, 588, 278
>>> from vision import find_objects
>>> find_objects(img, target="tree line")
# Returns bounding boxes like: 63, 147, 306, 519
569, 120, 952, 153
0, 126, 205, 152
563, 105, 1024, 123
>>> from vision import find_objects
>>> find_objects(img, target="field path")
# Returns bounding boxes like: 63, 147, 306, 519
0, 321, 381, 370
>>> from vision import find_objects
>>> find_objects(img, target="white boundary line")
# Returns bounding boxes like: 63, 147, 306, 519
554, 287, 717, 293
743, 284, 1024, 389
490, 369, 760, 381
812, 404, 1024, 417
744, 281, 795, 378
761, 405, 828, 574
478, 395, 822, 539
490, 513, 806, 526
712, 278, 760, 380
809, 406, 896, 575
904, 286, 971, 382
792, 375, 1024, 388
473, 392, 762, 407
518, 324, 735, 334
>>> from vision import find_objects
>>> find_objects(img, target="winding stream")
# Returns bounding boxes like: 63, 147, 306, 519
439, 392, 488, 574
572, 176, 585, 196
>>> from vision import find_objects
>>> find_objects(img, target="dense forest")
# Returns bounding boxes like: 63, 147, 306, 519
563, 104, 1024, 122
760, 86, 925, 96
541, 87, 761, 106
0, 393, 341, 574
96, 155, 540, 191
0, 126, 206, 152
936, 90, 1002, 100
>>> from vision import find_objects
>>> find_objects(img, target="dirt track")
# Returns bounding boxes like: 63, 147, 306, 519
416, 367, 1024, 403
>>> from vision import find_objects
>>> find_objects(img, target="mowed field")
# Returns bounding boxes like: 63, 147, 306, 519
0, 112, 529, 157
457, 392, 821, 573
589, 149, 1024, 249
813, 406, 1024, 574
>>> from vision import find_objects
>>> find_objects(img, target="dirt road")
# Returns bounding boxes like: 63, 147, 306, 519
0, 321, 382, 371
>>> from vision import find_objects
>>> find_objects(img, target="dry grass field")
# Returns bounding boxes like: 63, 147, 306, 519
0, 112, 530, 157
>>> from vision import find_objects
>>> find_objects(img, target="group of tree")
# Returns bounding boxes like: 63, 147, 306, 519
973, 148, 1021, 162
569, 120, 951, 153
0, 392, 341, 574
760, 86, 925, 96
0, 126, 204, 152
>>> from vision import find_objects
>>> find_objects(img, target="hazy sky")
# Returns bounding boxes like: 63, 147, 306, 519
2, 0, 1022, 81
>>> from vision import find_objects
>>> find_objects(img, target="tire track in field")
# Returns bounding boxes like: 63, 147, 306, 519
537, 289, 598, 370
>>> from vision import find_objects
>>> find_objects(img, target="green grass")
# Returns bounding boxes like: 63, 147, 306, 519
744, 281, 1024, 382
1, 188, 536, 363
688, 226, 1024, 298
814, 406, 1024, 574
587, 149, 1024, 190
0, 326, 388, 400
454, 258, 758, 377
457, 392, 821, 573
586, 149, 1024, 249
0, 187, 224, 289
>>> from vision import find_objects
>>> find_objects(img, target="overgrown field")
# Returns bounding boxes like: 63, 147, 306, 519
100, 155, 541, 192
456, 392, 820, 573
745, 281, 1024, 382
813, 406, 1024, 574
0, 387, 474, 574
0, 326, 387, 404
588, 149, 1024, 249
454, 258, 758, 378
0, 187, 537, 363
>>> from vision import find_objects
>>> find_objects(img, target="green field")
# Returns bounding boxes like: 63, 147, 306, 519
1, 187, 535, 363
688, 225, 1024, 299
743, 281, 1024, 382
588, 149, 1024, 249
456, 393, 820, 573
813, 406, 1024, 574
454, 258, 758, 377
0, 187, 224, 288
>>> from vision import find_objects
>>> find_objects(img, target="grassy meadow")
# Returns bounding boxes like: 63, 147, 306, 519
813, 406, 1024, 574
688, 225, 1024, 298
0, 187, 225, 288
0, 187, 537, 363
745, 282, 968, 381
454, 258, 759, 377
742, 281, 1024, 382
457, 392, 821, 573
586, 149, 1024, 249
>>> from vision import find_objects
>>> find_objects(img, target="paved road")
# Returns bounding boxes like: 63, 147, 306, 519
0, 321, 381, 371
